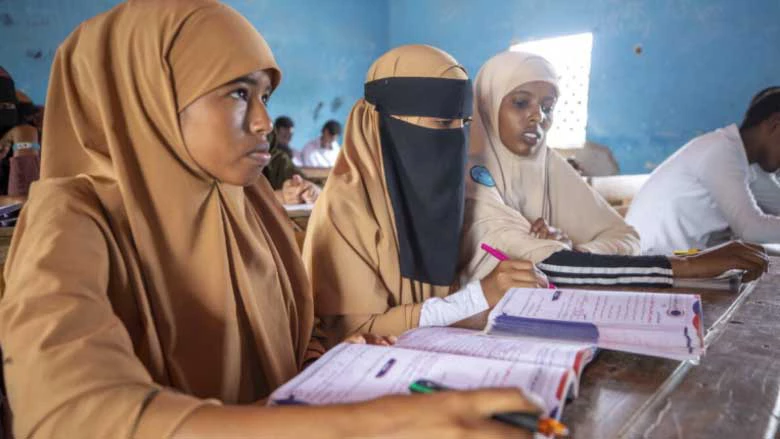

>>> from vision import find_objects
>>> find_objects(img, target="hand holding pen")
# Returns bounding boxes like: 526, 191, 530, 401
410, 379, 569, 437
479, 243, 555, 306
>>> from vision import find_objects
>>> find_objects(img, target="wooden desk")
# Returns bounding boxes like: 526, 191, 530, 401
561, 258, 780, 438
300, 167, 332, 186
284, 204, 314, 250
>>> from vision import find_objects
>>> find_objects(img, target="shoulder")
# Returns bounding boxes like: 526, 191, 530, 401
23, 177, 110, 232
687, 126, 743, 161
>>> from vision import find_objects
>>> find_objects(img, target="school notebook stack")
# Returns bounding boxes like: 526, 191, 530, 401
269, 287, 704, 419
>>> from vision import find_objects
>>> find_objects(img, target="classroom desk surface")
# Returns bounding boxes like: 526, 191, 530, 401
561, 258, 780, 438
300, 166, 332, 185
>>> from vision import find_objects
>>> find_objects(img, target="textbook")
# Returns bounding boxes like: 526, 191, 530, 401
269, 288, 704, 419
486, 288, 704, 362
269, 334, 582, 419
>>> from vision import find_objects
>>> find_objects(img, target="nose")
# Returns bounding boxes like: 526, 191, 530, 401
248, 97, 272, 138
528, 103, 543, 124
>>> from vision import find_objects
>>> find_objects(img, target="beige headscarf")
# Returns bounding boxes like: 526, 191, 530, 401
0, 1, 317, 437
459, 51, 640, 283
303, 45, 468, 346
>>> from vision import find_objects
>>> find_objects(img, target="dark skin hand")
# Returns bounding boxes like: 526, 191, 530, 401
669, 240, 768, 282
480, 259, 548, 307
530, 217, 572, 248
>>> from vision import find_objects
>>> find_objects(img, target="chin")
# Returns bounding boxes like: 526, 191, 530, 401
507, 143, 534, 157
240, 171, 263, 187
760, 162, 780, 173
220, 169, 263, 187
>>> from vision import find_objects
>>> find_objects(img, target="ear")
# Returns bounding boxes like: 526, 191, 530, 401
767, 113, 780, 133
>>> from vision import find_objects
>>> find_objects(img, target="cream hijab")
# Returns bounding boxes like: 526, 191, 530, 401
0, 1, 315, 437
460, 51, 639, 282
304, 45, 468, 345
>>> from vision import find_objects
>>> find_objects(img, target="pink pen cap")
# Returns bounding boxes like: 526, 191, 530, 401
480, 243, 509, 261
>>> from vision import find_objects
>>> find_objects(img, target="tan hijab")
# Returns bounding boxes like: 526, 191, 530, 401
303, 45, 468, 345
0, 1, 315, 437
460, 51, 640, 283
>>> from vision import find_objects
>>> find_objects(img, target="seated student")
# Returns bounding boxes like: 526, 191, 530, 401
298, 119, 342, 167
459, 51, 767, 287
0, 3, 539, 438
626, 87, 780, 254
0, 67, 41, 196
749, 164, 780, 215
263, 115, 300, 189
304, 45, 556, 346
273, 115, 296, 156
264, 116, 321, 204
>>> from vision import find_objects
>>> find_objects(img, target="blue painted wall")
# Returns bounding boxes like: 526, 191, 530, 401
389, 0, 780, 173
3, 0, 778, 170
0, 0, 389, 147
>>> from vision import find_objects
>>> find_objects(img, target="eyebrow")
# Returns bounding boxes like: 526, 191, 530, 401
509, 91, 557, 104
224, 75, 273, 93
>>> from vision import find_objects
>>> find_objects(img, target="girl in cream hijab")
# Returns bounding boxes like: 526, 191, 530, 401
460, 51, 767, 288
0, 2, 538, 438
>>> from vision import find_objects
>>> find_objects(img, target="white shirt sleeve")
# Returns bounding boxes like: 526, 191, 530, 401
749, 165, 780, 215
418, 281, 489, 327
697, 146, 780, 243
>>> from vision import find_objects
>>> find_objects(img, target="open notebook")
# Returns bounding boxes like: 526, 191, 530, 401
486, 287, 704, 361
269, 287, 704, 419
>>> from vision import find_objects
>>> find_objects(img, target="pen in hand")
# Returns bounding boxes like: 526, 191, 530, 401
480, 243, 556, 289
409, 379, 569, 437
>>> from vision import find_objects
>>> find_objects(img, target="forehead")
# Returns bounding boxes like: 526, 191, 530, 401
223, 69, 273, 89
505, 81, 557, 98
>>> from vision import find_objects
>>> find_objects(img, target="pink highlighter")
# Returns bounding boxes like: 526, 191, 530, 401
480, 243, 556, 289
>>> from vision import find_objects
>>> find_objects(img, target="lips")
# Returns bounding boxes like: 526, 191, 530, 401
251, 141, 270, 154
520, 126, 544, 146
246, 142, 271, 166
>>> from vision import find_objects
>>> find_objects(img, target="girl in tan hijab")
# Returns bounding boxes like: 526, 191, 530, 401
304, 45, 545, 346
460, 51, 767, 288
0, 2, 538, 438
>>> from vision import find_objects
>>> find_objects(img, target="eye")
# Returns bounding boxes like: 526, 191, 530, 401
261, 93, 270, 105
512, 99, 529, 109
542, 104, 554, 114
463, 117, 473, 127
436, 119, 453, 128
229, 87, 250, 102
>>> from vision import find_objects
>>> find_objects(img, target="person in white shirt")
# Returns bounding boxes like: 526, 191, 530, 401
298, 119, 342, 167
627, 87, 780, 255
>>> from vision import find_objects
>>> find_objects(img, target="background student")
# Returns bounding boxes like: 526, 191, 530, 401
298, 119, 342, 167
627, 87, 780, 255
459, 51, 767, 288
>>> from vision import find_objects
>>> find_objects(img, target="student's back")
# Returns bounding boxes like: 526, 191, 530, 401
627, 125, 745, 254
627, 87, 780, 255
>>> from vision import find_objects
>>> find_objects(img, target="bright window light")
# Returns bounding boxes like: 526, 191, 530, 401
510, 32, 593, 148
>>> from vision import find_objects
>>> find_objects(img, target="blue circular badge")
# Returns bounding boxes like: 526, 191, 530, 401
470, 165, 495, 187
